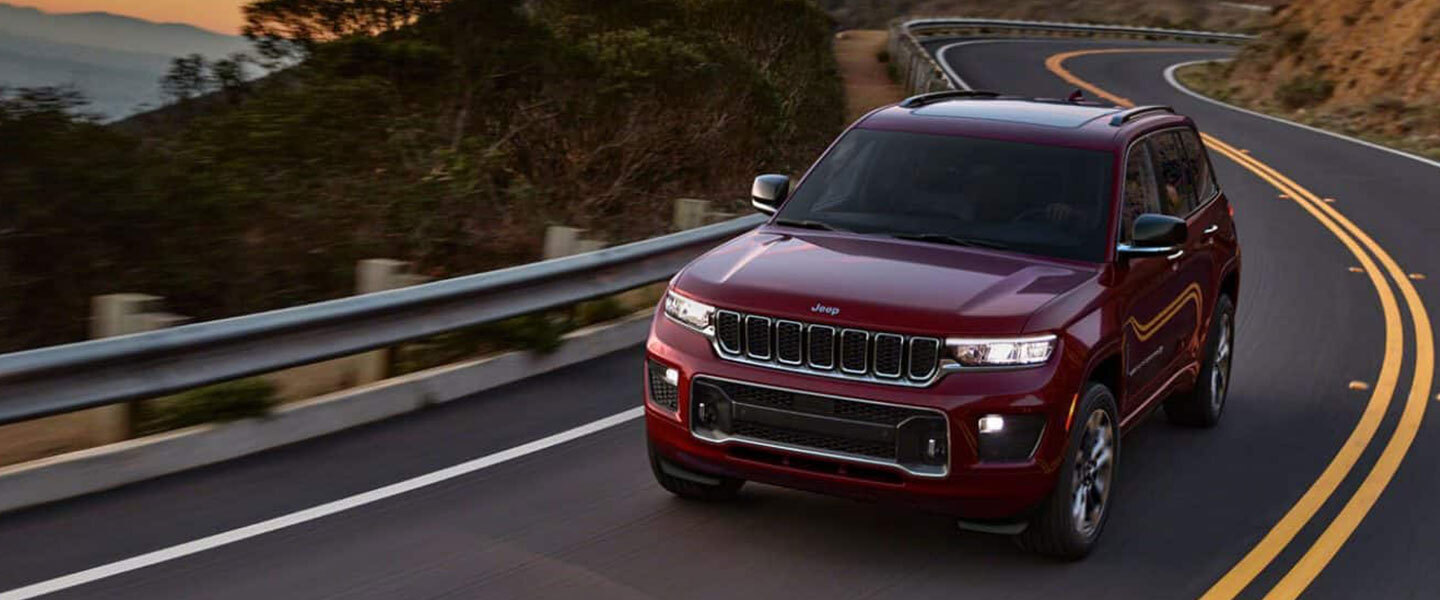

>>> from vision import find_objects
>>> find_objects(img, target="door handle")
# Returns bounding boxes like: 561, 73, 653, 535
1167, 249, 1185, 261
1202, 224, 1220, 235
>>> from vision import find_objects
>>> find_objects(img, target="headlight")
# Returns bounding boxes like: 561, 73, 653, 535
946, 334, 1057, 367
663, 289, 714, 333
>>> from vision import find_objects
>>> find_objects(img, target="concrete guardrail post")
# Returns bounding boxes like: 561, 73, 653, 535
91, 294, 189, 442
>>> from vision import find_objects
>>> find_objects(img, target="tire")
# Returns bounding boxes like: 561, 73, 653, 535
1165, 294, 1235, 428
1015, 382, 1119, 560
649, 443, 744, 501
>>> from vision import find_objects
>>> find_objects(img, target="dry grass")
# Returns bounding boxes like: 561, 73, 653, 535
1176, 61, 1440, 161
834, 30, 906, 122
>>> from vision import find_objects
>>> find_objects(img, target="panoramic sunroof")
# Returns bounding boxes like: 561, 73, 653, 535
911, 100, 1120, 128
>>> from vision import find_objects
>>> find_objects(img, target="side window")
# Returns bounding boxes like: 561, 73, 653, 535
1178, 129, 1216, 202
1147, 131, 1197, 217
1121, 139, 1161, 242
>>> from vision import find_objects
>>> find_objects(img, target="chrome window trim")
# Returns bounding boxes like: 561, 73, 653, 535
774, 320, 805, 365
806, 324, 836, 370
743, 315, 773, 360
872, 333, 904, 378
688, 374, 950, 478
839, 329, 870, 375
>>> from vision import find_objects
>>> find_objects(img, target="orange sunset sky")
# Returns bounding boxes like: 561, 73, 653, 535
13, 1, 249, 34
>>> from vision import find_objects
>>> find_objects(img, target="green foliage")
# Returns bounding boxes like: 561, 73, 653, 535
137, 379, 278, 435
1276, 75, 1335, 109
1, 0, 845, 354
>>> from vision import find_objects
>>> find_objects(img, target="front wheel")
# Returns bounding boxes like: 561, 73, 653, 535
1165, 294, 1235, 427
1015, 383, 1119, 560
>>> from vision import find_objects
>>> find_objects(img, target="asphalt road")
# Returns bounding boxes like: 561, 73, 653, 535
3, 37, 1438, 599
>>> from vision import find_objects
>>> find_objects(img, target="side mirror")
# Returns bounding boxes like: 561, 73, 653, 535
751, 174, 790, 215
1118, 213, 1187, 258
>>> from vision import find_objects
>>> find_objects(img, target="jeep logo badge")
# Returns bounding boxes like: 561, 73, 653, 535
810, 302, 840, 316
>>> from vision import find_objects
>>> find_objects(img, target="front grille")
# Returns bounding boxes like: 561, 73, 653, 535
690, 377, 949, 477
646, 361, 678, 411
711, 310, 942, 386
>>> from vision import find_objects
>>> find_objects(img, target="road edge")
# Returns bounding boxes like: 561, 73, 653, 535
0, 311, 652, 514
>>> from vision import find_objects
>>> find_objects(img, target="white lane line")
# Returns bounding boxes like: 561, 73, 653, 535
0, 406, 645, 600
1164, 59, 1440, 170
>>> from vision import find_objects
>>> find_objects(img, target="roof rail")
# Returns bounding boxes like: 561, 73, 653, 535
1109, 105, 1175, 126
899, 90, 1004, 108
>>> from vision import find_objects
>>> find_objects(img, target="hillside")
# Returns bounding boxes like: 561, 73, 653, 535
0, 3, 249, 118
1180, 0, 1440, 157
820, 0, 1277, 31
0, 0, 844, 353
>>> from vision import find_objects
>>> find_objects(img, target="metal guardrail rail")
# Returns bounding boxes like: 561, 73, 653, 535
0, 215, 765, 425
888, 17, 1255, 96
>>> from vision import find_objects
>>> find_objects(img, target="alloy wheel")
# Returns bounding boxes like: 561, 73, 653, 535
1071, 409, 1115, 538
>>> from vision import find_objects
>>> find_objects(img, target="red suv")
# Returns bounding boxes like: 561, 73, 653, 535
643, 90, 1240, 559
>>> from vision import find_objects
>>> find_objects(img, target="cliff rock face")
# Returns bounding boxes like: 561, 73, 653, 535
1229, 0, 1440, 107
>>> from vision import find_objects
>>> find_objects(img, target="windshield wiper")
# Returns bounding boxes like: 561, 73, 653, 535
889, 232, 1009, 250
774, 218, 848, 232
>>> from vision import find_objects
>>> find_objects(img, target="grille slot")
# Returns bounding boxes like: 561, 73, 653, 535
744, 316, 772, 359
873, 334, 903, 378
775, 321, 804, 365
807, 325, 835, 370
715, 311, 742, 354
840, 330, 868, 374
908, 337, 940, 380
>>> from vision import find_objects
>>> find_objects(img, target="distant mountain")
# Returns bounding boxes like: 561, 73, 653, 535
0, 3, 250, 119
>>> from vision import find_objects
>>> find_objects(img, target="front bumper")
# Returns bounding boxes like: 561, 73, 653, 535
644, 310, 1085, 520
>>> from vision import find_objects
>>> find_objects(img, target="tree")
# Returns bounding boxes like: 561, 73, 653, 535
243, 0, 448, 61
161, 54, 214, 102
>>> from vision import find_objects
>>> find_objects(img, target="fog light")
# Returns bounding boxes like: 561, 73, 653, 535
663, 367, 679, 386
977, 414, 1046, 462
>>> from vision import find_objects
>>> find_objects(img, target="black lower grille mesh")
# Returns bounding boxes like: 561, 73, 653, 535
646, 362, 678, 411
733, 421, 892, 459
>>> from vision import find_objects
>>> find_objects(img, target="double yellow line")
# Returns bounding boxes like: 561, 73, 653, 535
1047, 49, 1434, 599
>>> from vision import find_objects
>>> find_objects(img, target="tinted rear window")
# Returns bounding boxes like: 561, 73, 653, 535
777, 129, 1115, 262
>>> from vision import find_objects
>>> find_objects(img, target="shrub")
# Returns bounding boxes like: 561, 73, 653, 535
137, 379, 278, 435
1276, 75, 1334, 109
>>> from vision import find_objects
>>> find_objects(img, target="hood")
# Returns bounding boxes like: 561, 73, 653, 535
673, 228, 1099, 335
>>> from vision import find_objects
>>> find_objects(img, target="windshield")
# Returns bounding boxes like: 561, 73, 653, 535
776, 128, 1116, 262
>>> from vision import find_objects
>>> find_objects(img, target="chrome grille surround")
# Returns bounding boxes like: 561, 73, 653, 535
705, 309, 944, 388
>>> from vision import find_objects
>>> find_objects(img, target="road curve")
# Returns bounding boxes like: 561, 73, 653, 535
2, 37, 1437, 600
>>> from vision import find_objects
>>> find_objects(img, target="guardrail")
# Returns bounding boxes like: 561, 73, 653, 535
0, 215, 765, 426
887, 17, 1255, 96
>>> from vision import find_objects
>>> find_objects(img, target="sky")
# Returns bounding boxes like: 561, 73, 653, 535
13, 0, 248, 34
